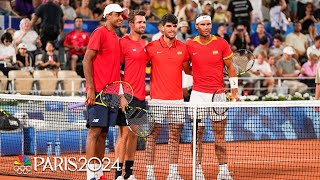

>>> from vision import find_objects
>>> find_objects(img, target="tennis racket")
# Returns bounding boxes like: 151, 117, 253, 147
211, 89, 232, 116
68, 81, 133, 109
224, 49, 255, 76
124, 106, 154, 138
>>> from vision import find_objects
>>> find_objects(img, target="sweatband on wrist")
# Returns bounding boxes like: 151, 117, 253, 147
195, 15, 212, 24
119, 83, 124, 95
229, 77, 238, 89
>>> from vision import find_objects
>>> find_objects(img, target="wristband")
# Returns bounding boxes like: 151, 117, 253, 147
229, 77, 238, 89
119, 83, 124, 95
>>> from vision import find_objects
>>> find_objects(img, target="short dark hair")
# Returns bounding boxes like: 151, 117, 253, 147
127, 10, 146, 23
272, 34, 282, 41
260, 36, 269, 45
0, 32, 12, 44
315, 35, 320, 42
161, 14, 178, 26
74, 16, 83, 22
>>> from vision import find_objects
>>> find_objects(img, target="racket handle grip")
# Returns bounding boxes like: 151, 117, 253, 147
68, 102, 85, 109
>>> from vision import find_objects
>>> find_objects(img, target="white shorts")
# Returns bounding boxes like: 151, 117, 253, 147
190, 90, 227, 126
149, 99, 185, 124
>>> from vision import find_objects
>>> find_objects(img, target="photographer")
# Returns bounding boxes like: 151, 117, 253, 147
230, 23, 251, 51
269, 0, 288, 35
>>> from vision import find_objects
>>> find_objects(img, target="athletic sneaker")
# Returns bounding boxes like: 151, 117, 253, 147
196, 167, 205, 180
166, 174, 184, 180
126, 175, 137, 180
217, 171, 233, 180
116, 176, 125, 180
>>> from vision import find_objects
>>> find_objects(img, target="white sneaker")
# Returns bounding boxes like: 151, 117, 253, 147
217, 170, 233, 180
116, 176, 125, 180
146, 174, 156, 180
127, 175, 137, 180
166, 174, 184, 180
196, 167, 205, 180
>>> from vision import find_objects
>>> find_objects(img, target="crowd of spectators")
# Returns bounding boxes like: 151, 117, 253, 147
0, 0, 319, 96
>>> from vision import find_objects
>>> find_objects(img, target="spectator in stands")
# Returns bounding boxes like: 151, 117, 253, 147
63, 17, 89, 72
141, 0, 159, 21
92, 0, 105, 20
298, 2, 317, 34
268, 55, 277, 76
174, 0, 192, 23
31, 0, 64, 50
316, 56, 320, 100
122, 0, 132, 10
189, 0, 201, 23
230, 23, 251, 51
306, 35, 320, 57
215, 23, 230, 43
15, 43, 30, 68
269, 0, 288, 35
15, 0, 34, 18
297, 0, 314, 20
300, 53, 318, 91
202, 1, 214, 20
306, 24, 318, 46
116, 21, 129, 38
269, 34, 285, 60
288, 0, 298, 21
253, 36, 270, 56
13, 18, 42, 67
212, 3, 228, 24
176, 21, 192, 43
0, 32, 18, 76
276, 46, 308, 95
151, 23, 163, 41
75, 0, 94, 20
249, 51, 274, 93
227, 0, 253, 32
150, 0, 173, 19
38, 41, 60, 71
285, 21, 309, 64
250, 23, 273, 50
61, 0, 77, 20
249, 0, 263, 23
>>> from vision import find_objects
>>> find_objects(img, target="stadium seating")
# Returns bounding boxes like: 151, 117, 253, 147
33, 70, 58, 96
0, 71, 8, 93
57, 70, 82, 96
8, 70, 33, 95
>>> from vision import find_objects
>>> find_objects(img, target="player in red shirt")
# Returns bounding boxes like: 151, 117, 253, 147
145, 14, 190, 180
186, 14, 238, 180
63, 17, 89, 72
82, 4, 128, 180
114, 10, 149, 180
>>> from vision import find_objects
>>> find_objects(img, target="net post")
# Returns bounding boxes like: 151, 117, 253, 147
192, 106, 197, 180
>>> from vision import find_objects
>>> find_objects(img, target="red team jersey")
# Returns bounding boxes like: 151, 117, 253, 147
64, 30, 90, 56
86, 26, 121, 92
120, 35, 149, 101
146, 36, 189, 100
186, 35, 233, 93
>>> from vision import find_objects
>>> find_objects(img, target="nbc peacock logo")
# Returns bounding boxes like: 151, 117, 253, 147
13, 155, 32, 174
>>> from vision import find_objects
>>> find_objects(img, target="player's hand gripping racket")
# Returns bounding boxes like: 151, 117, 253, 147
68, 81, 133, 109
212, 89, 233, 115
224, 49, 255, 76
124, 106, 154, 138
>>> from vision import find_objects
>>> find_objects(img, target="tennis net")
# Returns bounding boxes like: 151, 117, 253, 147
0, 94, 319, 180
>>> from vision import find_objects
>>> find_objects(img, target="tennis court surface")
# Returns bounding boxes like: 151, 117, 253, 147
0, 95, 319, 179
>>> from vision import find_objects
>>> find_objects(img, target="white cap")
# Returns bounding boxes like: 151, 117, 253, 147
283, 46, 295, 55
192, 0, 199, 4
17, 43, 27, 49
203, 0, 212, 5
103, 4, 126, 18
213, 3, 224, 10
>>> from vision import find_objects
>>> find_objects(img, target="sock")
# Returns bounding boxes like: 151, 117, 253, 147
114, 162, 123, 179
146, 165, 154, 176
219, 163, 228, 173
124, 160, 134, 179
87, 164, 99, 180
169, 164, 178, 175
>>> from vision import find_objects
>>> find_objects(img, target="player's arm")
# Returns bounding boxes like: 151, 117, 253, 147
83, 49, 97, 106
183, 61, 192, 75
224, 57, 239, 100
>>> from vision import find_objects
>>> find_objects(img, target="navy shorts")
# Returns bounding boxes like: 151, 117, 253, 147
116, 97, 146, 126
86, 94, 118, 128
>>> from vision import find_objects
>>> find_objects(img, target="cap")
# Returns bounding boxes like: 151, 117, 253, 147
178, 21, 189, 28
213, 3, 224, 10
17, 43, 27, 49
103, 4, 126, 18
283, 46, 295, 55
203, 0, 212, 5
192, 0, 199, 4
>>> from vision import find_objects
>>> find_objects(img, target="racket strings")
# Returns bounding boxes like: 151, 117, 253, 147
212, 91, 229, 115
101, 82, 133, 108
126, 108, 154, 137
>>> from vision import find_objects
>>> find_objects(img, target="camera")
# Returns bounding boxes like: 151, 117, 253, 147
237, 29, 244, 32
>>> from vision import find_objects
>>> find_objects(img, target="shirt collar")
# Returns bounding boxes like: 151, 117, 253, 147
159, 35, 177, 48
193, 35, 217, 45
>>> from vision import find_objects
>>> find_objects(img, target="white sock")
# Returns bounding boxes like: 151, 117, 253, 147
147, 165, 154, 176
169, 164, 178, 175
87, 164, 99, 180
219, 164, 228, 172
197, 164, 202, 170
